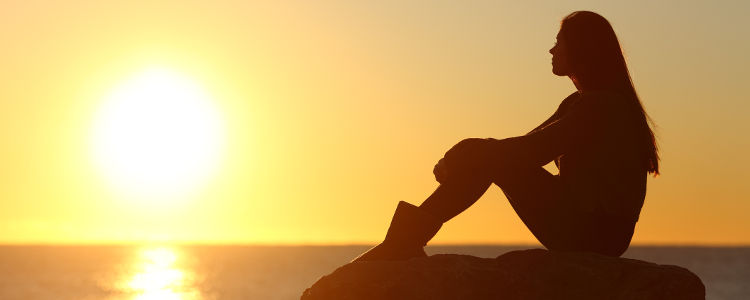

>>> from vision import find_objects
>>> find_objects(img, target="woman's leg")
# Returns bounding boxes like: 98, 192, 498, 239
490, 166, 575, 251
418, 164, 573, 251
352, 167, 493, 262
355, 155, 633, 261
419, 175, 493, 223
418, 160, 635, 256
491, 166, 636, 256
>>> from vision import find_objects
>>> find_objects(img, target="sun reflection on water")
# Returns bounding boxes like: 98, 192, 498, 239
125, 247, 198, 300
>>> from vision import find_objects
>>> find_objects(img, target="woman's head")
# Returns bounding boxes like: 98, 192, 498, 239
548, 30, 571, 77
553, 11, 628, 91
552, 11, 660, 175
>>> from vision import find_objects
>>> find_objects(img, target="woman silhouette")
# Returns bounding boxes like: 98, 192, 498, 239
354, 11, 659, 261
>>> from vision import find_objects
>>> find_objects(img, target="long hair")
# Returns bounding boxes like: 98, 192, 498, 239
560, 11, 660, 176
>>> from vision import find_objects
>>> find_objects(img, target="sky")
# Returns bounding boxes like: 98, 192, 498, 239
1, 0, 748, 245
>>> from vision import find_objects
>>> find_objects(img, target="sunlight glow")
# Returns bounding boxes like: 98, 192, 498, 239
127, 247, 197, 300
91, 67, 225, 199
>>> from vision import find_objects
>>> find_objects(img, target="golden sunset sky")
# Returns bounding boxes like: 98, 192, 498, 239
1, 0, 748, 245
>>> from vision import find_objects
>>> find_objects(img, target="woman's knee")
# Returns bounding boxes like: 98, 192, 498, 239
443, 138, 498, 175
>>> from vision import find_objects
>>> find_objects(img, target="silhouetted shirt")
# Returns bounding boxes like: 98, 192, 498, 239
489, 91, 647, 223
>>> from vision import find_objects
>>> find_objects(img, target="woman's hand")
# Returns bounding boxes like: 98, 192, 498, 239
433, 158, 449, 184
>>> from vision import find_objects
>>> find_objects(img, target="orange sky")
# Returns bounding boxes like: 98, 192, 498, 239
1, 0, 748, 245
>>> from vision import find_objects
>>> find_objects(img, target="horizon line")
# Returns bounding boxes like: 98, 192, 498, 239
1, 242, 749, 248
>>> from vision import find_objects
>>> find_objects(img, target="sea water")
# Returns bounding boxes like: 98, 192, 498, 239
0, 245, 747, 299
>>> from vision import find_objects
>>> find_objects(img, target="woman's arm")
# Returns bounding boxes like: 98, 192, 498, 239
443, 92, 610, 172
490, 92, 610, 168
527, 91, 579, 135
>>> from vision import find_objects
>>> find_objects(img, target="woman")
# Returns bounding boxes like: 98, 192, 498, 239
353, 11, 659, 261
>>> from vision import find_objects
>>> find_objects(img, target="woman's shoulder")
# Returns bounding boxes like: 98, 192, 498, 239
558, 91, 583, 112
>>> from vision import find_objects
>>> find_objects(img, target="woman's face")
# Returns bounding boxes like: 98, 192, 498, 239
549, 31, 570, 76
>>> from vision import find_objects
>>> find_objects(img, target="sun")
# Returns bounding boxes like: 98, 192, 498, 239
91, 67, 225, 200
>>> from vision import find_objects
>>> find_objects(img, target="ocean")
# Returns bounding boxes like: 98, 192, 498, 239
0, 245, 747, 299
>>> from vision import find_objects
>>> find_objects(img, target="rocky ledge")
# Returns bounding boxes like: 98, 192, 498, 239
301, 248, 704, 300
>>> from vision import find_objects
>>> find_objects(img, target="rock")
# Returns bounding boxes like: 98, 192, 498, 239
301, 248, 705, 300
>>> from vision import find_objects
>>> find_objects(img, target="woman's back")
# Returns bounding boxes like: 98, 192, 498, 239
557, 90, 648, 222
